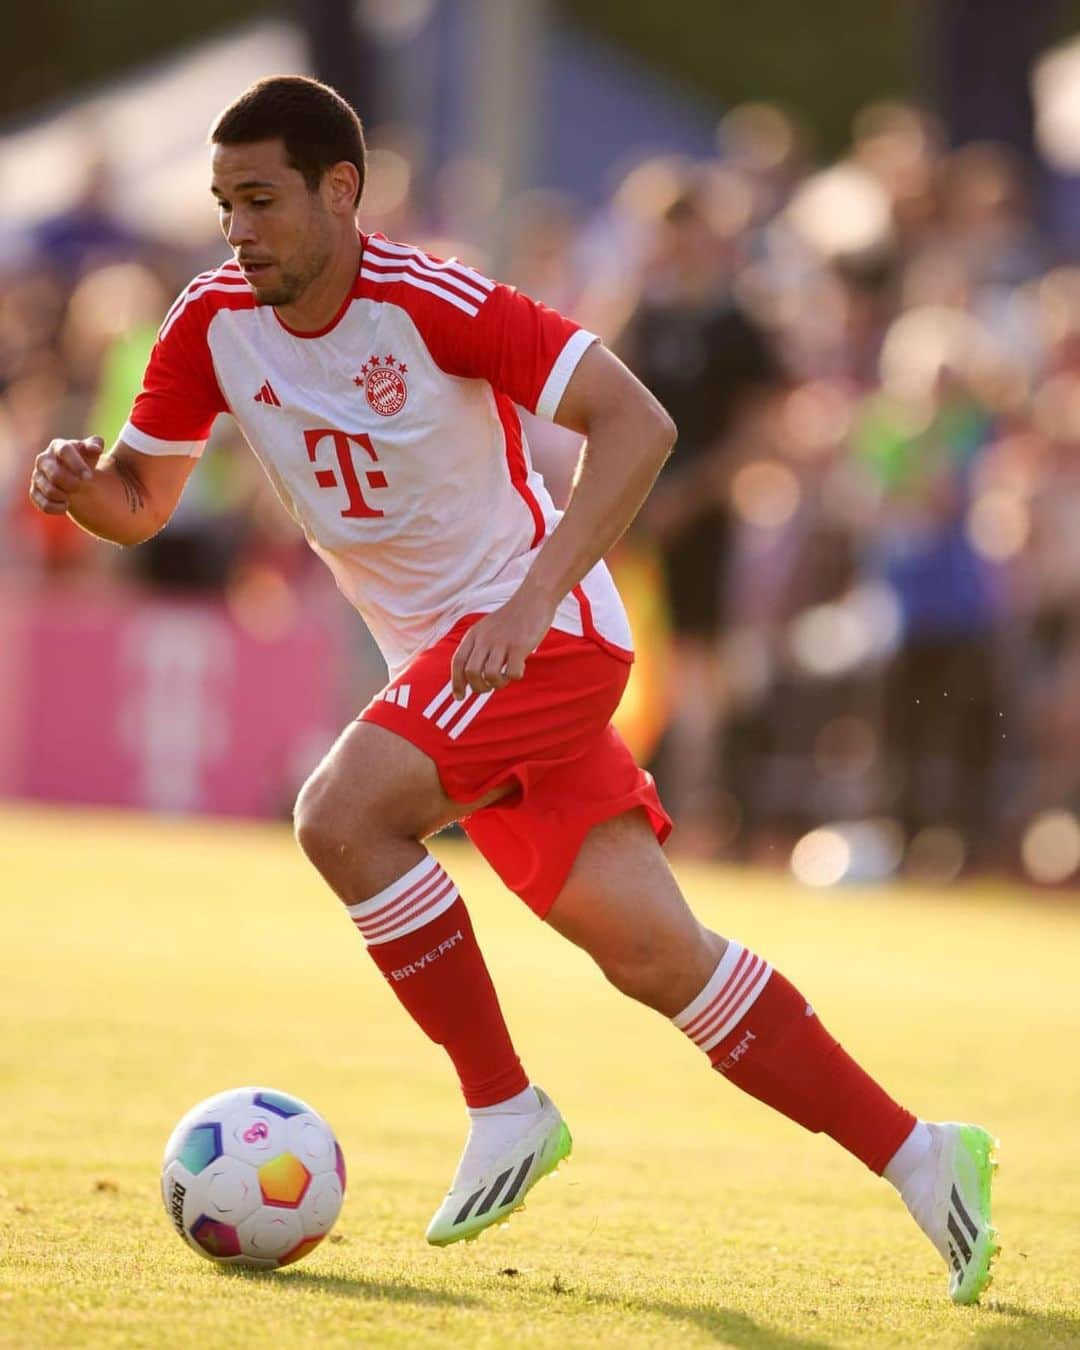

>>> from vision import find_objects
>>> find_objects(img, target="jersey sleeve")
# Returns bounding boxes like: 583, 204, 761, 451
120, 295, 228, 457
374, 245, 598, 419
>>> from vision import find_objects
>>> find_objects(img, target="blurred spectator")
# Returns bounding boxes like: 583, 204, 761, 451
6, 69, 1080, 881
616, 173, 781, 854
32, 152, 151, 283
854, 316, 1005, 866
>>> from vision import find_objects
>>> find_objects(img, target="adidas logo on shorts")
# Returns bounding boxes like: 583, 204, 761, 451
422, 681, 493, 740
378, 684, 411, 709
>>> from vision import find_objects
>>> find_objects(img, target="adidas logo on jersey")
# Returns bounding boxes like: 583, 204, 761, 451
254, 381, 282, 407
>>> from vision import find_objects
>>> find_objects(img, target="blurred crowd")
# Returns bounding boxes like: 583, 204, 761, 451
3, 97, 1080, 884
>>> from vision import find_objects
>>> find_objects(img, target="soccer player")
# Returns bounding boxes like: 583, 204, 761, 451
29, 77, 998, 1303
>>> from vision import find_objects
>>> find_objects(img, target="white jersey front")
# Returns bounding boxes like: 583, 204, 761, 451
122, 233, 633, 677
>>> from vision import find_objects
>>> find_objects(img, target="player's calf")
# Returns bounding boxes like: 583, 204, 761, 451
550, 813, 1000, 1302
342, 850, 565, 1242
294, 718, 548, 1239
547, 808, 724, 1016
671, 945, 1000, 1301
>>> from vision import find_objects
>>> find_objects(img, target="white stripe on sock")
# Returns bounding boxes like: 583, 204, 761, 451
361, 873, 457, 943
696, 960, 772, 1052
346, 854, 460, 945
674, 942, 745, 1030
674, 943, 773, 1055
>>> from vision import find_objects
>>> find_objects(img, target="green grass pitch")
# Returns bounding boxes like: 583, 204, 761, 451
2, 805, 1079, 1348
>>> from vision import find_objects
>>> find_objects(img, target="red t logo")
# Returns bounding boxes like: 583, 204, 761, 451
304, 429, 386, 518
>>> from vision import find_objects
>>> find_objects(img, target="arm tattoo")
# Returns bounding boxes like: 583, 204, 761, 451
113, 458, 148, 516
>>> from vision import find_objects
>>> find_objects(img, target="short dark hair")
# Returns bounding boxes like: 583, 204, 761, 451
210, 75, 366, 206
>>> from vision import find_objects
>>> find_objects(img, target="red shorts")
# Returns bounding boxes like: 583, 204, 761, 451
360, 617, 671, 916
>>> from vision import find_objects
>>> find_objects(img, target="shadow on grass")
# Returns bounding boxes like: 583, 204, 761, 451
974, 1302, 1080, 1349
530, 1274, 831, 1349
628, 1302, 831, 1348
619, 1296, 1080, 1348
632, 1298, 1080, 1349
210, 1265, 1080, 1345
217, 1265, 481, 1309
218, 1263, 827, 1341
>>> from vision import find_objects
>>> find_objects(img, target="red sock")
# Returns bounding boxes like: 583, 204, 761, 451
347, 855, 528, 1107
675, 943, 915, 1173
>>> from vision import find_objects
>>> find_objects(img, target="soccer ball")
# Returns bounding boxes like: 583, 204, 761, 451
161, 1086, 346, 1268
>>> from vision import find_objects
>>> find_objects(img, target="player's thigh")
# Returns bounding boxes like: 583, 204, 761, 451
545, 808, 726, 1013
295, 718, 506, 844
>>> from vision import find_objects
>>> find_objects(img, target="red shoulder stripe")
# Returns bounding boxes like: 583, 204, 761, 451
159, 265, 252, 340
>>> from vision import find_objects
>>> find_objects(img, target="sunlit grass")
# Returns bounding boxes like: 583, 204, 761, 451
2, 805, 1078, 1348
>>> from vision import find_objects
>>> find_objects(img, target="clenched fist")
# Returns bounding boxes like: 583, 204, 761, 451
450, 584, 556, 698
29, 437, 104, 515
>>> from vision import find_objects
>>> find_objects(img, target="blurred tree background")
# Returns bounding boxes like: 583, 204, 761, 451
7, 1, 1078, 150
562, 0, 1080, 153
3, 0, 275, 123
560, 0, 918, 153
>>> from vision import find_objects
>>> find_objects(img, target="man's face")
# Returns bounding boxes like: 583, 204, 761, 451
210, 139, 334, 307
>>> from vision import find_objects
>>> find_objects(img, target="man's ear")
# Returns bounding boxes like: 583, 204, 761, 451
325, 160, 360, 214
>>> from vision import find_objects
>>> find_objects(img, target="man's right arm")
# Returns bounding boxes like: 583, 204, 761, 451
29, 437, 197, 546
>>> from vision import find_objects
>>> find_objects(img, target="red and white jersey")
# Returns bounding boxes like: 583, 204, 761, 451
121, 233, 632, 677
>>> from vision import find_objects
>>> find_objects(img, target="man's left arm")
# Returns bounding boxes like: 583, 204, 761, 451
451, 344, 675, 696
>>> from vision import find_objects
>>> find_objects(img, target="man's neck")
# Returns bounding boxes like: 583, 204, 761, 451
275, 231, 363, 333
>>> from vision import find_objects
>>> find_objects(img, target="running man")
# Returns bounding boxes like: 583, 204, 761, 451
29, 76, 998, 1303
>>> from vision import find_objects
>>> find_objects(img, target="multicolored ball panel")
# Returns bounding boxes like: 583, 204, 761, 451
277, 1235, 325, 1267
253, 1090, 307, 1118
178, 1123, 222, 1175
190, 1216, 241, 1259
258, 1152, 311, 1207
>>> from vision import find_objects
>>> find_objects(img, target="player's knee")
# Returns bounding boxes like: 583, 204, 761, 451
596, 937, 675, 1007
293, 769, 354, 876
293, 781, 331, 868
595, 926, 724, 1014
294, 758, 407, 890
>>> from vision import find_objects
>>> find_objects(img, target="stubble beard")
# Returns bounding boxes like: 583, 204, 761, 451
256, 230, 334, 310
254, 272, 303, 307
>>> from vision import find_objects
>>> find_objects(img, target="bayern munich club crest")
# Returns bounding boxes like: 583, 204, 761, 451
354, 354, 408, 416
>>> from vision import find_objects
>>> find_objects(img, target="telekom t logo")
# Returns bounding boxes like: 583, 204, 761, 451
304, 428, 387, 518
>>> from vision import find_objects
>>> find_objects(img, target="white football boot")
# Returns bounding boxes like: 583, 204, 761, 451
426, 1086, 571, 1246
899, 1122, 1000, 1304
